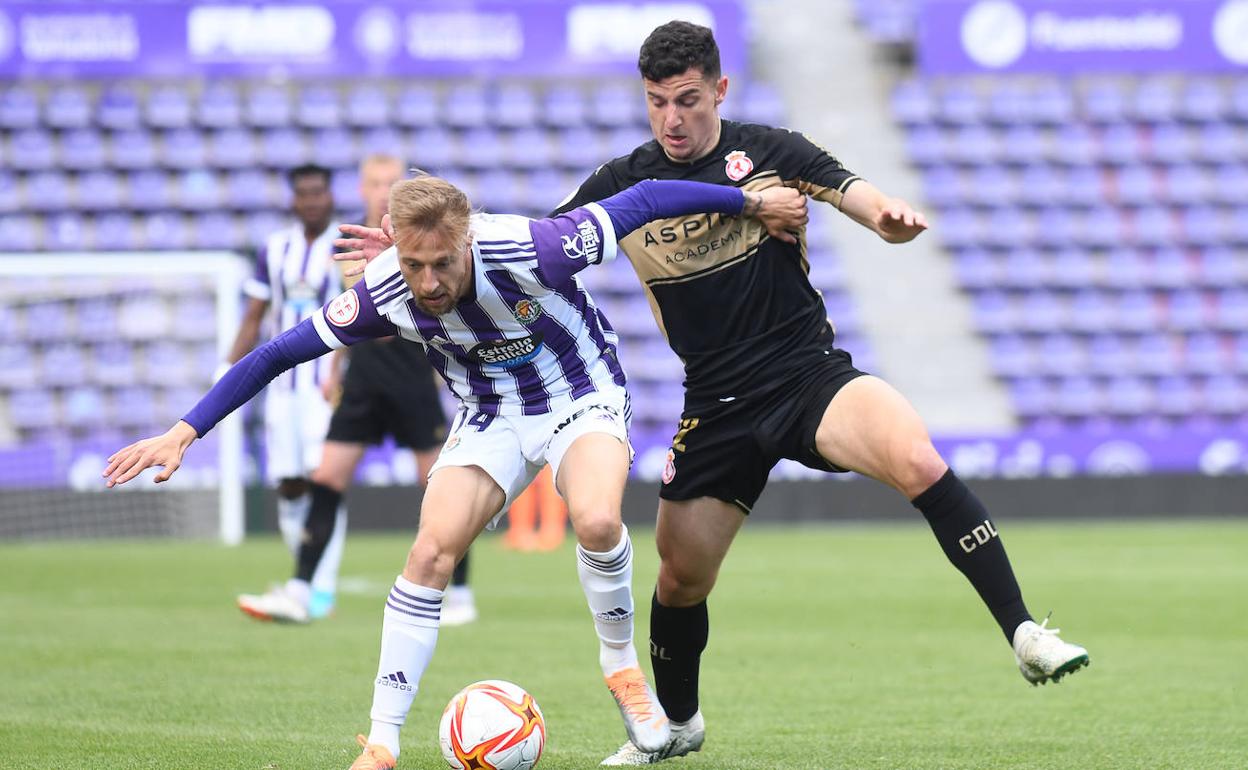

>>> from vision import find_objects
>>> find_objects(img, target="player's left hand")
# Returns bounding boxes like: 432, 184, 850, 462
103, 421, 198, 487
334, 213, 394, 276
876, 199, 928, 243
746, 186, 809, 245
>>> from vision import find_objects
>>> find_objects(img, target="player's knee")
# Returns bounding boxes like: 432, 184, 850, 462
656, 558, 714, 606
277, 478, 307, 499
308, 464, 348, 492
889, 438, 947, 498
571, 509, 622, 553
405, 536, 457, 586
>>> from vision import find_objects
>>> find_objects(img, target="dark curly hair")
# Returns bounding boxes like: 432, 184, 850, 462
637, 20, 720, 82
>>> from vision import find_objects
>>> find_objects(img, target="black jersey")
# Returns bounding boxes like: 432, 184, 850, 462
553, 119, 861, 400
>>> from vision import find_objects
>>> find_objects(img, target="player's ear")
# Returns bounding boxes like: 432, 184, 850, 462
715, 75, 728, 106
383, 213, 395, 240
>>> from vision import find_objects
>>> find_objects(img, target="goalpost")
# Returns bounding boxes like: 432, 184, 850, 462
0, 253, 249, 544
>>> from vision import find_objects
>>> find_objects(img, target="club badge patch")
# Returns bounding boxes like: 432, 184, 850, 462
512, 299, 542, 324
326, 288, 360, 327
662, 448, 677, 484
724, 150, 754, 182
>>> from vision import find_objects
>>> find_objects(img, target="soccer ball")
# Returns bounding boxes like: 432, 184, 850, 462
439, 680, 546, 770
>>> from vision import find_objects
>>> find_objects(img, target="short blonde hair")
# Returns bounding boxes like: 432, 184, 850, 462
388, 176, 471, 249
358, 152, 404, 176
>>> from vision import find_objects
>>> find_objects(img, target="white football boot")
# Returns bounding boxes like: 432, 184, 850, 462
601, 710, 703, 766
1013, 615, 1089, 685
237, 583, 310, 624
604, 667, 670, 754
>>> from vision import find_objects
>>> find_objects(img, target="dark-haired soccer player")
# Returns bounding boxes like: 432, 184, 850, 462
547, 22, 1089, 765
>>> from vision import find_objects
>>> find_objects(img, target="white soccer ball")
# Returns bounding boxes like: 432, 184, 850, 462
439, 679, 546, 770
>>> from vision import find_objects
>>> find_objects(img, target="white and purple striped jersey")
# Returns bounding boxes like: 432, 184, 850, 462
310, 204, 624, 416
244, 222, 342, 393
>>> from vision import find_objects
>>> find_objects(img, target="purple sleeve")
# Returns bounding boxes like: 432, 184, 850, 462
528, 179, 745, 285
242, 246, 271, 300
182, 319, 329, 437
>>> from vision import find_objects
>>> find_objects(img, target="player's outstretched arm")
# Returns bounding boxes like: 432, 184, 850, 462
333, 213, 393, 277
103, 421, 197, 487
839, 180, 928, 244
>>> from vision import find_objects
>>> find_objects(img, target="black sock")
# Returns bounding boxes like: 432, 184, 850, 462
294, 482, 342, 583
451, 548, 469, 587
649, 591, 707, 723
912, 469, 1032, 642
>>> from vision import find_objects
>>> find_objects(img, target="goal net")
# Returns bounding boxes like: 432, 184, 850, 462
0, 253, 248, 543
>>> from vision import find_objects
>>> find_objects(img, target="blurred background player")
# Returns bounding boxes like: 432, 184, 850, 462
225, 164, 348, 623
240, 154, 476, 625
504, 466, 567, 551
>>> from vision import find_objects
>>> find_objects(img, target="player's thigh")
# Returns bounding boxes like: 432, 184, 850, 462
812, 375, 946, 498
310, 440, 367, 491
555, 432, 631, 550
407, 465, 505, 587
654, 496, 745, 606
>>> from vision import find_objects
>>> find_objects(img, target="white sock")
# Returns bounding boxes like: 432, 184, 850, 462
310, 504, 347, 595
576, 525, 641, 675
276, 494, 310, 554
367, 576, 443, 759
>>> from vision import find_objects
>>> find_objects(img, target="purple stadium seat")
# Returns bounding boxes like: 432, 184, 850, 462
1001, 126, 1047, 163
988, 334, 1033, 376
45, 213, 90, 251
1148, 124, 1192, 165
905, 125, 946, 167
443, 85, 489, 130
197, 83, 241, 128
553, 127, 606, 173
1179, 206, 1225, 247
1156, 375, 1200, 415
43, 343, 86, 386
937, 84, 981, 126
1051, 249, 1097, 289
523, 168, 569, 208
97, 87, 141, 130
160, 128, 208, 170
590, 83, 642, 127
190, 212, 241, 250
1180, 80, 1226, 123
499, 127, 550, 171
0, 87, 40, 129
140, 212, 189, 250
891, 80, 934, 126
223, 169, 273, 209
110, 129, 157, 170
739, 83, 787, 126
146, 341, 193, 385
1010, 377, 1053, 418
1198, 247, 1246, 287
27, 303, 73, 341
24, 171, 72, 212
1235, 334, 1248, 373
61, 128, 107, 170
1054, 376, 1103, 417
985, 81, 1030, 126
1065, 166, 1105, 207
1184, 331, 1227, 374
345, 85, 391, 128
45, 87, 92, 130
1153, 248, 1196, 289
112, 385, 157, 428
395, 85, 440, 128
1018, 290, 1066, 332
246, 86, 291, 127
1016, 164, 1063, 207
358, 127, 406, 159
937, 207, 982, 249
922, 165, 965, 208
1038, 334, 1088, 375
1133, 80, 1178, 123
0, 215, 39, 251
1082, 205, 1125, 249
309, 128, 357, 169
9, 130, 56, 171
64, 386, 109, 429
1215, 289, 1248, 330
1117, 290, 1163, 332
1210, 164, 1248, 205
1032, 81, 1075, 125
606, 127, 650, 162
822, 293, 860, 334
259, 128, 308, 169
93, 342, 136, 385
0, 172, 18, 213
1204, 374, 1246, 415
1050, 125, 1096, 166
329, 168, 360, 211
1168, 289, 1211, 331
492, 84, 538, 129
93, 213, 138, 250
1130, 205, 1177, 248
409, 127, 458, 170
172, 297, 217, 341
208, 128, 258, 169
1098, 124, 1143, 166
1195, 124, 1243, 164
1088, 333, 1133, 375
952, 248, 998, 290
966, 166, 1017, 206
542, 85, 587, 128
1113, 165, 1158, 206
1000, 248, 1049, 288
146, 87, 192, 129
1135, 334, 1178, 377
1068, 289, 1115, 332
126, 171, 168, 212
0, 343, 38, 388
1033, 207, 1078, 248
297, 86, 341, 128
948, 125, 999, 165
8, 389, 58, 430
474, 169, 525, 213
176, 170, 222, 211
1105, 376, 1155, 416
1082, 81, 1128, 123
244, 211, 287, 247
76, 299, 118, 342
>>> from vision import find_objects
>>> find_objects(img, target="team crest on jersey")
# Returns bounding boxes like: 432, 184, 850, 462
326, 288, 360, 327
662, 448, 677, 484
724, 150, 754, 182
512, 299, 542, 325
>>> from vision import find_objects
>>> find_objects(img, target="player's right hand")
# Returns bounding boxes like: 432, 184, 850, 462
103, 421, 198, 488
334, 213, 394, 276
750, 186, 808, 245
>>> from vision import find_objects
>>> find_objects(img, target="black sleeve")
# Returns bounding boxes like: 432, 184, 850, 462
772, 129, 862, 209
548, 161, 627, 217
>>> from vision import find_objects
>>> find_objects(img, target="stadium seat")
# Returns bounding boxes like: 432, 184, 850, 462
0, 87, 40, 129
160, 128, 208, 169
1136, 332, 1181, 374
1105, 375, 1155, 416
246, 86, 292, 127
1203, 373, 1246, 415
970, 290, 1014, 333
1210, 165, 1248, 206
1051, 248, 1097, 289
1068, 289, 1115, 332
553, 127, 606, 173
0, 172, 18, 213
126, 171, 169, 211
1153, 247, 1196, 289
999, 248, 1049, 288
110, 129, 158, 170
1184, 331, 1227, 374
543, 85, 588, 127
589, 83, 642, 127
97, 86, 142, 130
948, 125, 999, 165
42, 342, 86, 386
1156, 374, 1200, 415
61, 128, 108, 170
1234, 334, 1248, 373
1065, 166, 1105, 207
1132, 79, 1178, 123
176, 170, 223, 211
1082, 81, 1128, 124
140, 212, 189, 250
1195, 125, 1243, 164
190, 211, 241, 250
988, 334, 1032, 376
0, 215, 39, 251
244, 211, 287, 247
1009, 377, 1053, 418
474, 169, 525, 213
1055, 375, 1103, 417
458, 127, 505, 170
259, 128, 309, 169
171, 296, 218, 340
44, 213, 90, 251
345, 85, 392, 128
904, 125, 946, 167
197, 82, 242, 128
1179, 80, 1226, 123
738, 83, 787, 127
145, 341, 194, 385
77, 171, 126, 212
1001, 126, 1048, 164
1087, 333, 1134, 375
1038, 333, 1089, 375
1033, 207, 1078, 248
1113, 165, 1159, 206
1168, 289, 1211, 331
1198, 246, 1246, 287
1081, 206, 1127, 249
443, 84, 490, 130
410, 126, 458, 169
23, 172, 72, 212
966, 166, 1016, 206
9, 130, 57, 171
1018, 290, 1066, 332
1050, 125, 1096, 166
0, 343, 37, 388
329, 168, 360, 211
1099, 124, 1143, 166
1149, 123, 1193, 165
1179, 206, 1225, 247
146, 87, 193, 129
63, 386, 109, 429
208, 128, 258, 169
296, 86, 342, 128
492, 84, 538, 129
113, 385, 158, 428
358, 127, 407, 159
891, 80, 934, 126
45, 87, 92, 130
93, 213, 138, 250
395, 85, 440, 128
504, 127, 553, 170
953, 249, 998, 290
309, 128, 358, 169
523, 168, 570, 208
8, 389, 59, 430
936, 207, 982, 249
938, 84, 982, 126
75, 299, 119, 343
1214, 289, 1248, 330
1032, 80, 1075, 125
1129, 205, 1177, 248
985, 81, 1032, 126
1016, 164, 1064, 207
93, 341, 136, 385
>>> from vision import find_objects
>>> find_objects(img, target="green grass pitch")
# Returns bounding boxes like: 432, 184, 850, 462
2, 519, 1245, 769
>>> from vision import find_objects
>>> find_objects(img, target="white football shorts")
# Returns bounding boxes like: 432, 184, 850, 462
264, 387, 332, 483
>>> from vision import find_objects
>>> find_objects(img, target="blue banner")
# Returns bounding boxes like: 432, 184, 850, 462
0, 1, 745, 78
920, 0, 1248, 74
